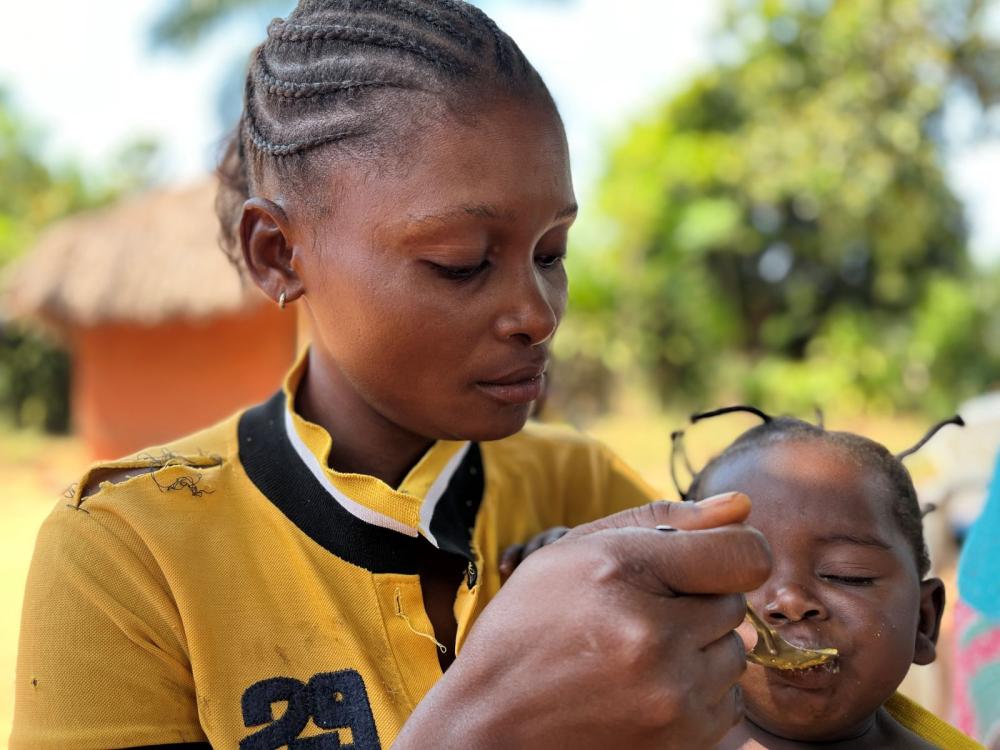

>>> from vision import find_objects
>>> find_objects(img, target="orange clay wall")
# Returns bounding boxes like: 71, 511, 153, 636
72, 305, 298, 460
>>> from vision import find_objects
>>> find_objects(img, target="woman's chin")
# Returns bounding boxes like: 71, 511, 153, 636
450, 407, 533, 442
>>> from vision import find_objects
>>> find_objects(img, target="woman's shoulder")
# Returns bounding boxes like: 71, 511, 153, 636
481, 420, 660, 518
60, 408, 247, 526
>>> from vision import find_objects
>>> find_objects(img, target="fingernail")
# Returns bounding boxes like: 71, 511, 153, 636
697, 492, 747, 507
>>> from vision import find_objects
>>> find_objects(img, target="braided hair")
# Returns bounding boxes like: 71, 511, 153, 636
673, 406, 964, 578
216, 0, 554, 269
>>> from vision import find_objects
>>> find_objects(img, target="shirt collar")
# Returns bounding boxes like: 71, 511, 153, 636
281, 350, 471, 546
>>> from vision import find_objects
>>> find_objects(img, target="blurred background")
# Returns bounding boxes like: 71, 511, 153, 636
3, 0, 1000, 745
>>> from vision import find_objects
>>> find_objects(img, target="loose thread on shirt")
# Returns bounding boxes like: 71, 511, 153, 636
394, 587, 447, 654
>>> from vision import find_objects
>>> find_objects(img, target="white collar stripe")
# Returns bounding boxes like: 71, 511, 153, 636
282, 406, 472, 547
417, 440, 472, 547
283, 407, 419, 538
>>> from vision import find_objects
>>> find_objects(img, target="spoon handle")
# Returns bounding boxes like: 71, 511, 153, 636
745, 604, 780, 656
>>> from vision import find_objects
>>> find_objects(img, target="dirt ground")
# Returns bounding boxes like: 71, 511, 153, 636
1, 428, 88, 749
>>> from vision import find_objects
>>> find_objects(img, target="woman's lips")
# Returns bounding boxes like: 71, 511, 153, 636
475, 372, 545, 405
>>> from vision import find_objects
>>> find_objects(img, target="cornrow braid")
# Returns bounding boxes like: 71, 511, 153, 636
217, 0, 552, 270
446, 0, 512, 72
338, 0, 477, 50
265, 21, 469, 73
254, 47, 394, 99
679, 406, 965, 577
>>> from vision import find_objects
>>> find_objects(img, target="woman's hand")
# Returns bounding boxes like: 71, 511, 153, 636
394, 492, 770, 750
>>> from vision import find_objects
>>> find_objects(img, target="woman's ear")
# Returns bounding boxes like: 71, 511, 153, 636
239, 197, 304, 306
913, 577, 946, 665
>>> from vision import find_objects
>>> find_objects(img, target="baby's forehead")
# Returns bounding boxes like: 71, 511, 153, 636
701, 438, 901, 531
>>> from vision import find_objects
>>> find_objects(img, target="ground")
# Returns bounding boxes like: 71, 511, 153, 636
1, 427, 87, 749
0, 402, 953, 748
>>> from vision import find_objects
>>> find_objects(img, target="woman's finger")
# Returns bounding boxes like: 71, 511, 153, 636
582, 523, 772, 596
699, 630, 748, 701
564, 493, 752, 542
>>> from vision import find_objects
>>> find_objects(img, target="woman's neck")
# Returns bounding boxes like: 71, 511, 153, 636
296, 351, 435, 488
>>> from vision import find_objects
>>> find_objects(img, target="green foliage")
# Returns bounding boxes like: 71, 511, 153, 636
0, 91, 159, 432
563, 0, 1000, 416
0, 98, 90, 268
151, 0, 292, 49
0, 91, 160, 268
149, 0, 569, 49
0, 326, 70, 432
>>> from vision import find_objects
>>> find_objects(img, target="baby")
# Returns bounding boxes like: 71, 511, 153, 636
503, 409, 983, 749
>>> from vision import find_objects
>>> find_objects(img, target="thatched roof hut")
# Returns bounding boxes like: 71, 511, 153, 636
4, 180, 262, 330
2, 180, 298, 458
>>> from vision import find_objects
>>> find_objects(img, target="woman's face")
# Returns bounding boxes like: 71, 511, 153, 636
289, 98, 575, 442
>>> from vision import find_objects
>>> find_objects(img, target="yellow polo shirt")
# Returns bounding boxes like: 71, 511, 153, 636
11, 358, 657, 749
886, 693, 984, 750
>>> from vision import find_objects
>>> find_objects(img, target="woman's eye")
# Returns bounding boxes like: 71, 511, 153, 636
431, 260, 490, 281
535, 252, 566, 269
822, 574, 877, 587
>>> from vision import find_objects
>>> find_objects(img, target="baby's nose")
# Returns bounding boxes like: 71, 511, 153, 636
764, 583, 828, 623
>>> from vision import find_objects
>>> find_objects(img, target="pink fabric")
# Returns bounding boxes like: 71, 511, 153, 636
952, 599, 1000, 742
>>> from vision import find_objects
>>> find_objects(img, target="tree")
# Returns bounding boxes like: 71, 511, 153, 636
150, 0, 571, 49
569, 0, 1000, 415
152, 0, 292, 49
0, 92, 158, 431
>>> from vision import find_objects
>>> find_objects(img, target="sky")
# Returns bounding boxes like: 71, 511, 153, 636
1, 0, 999, 265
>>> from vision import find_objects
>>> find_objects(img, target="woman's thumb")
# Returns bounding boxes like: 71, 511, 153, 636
564, 492, 751, 541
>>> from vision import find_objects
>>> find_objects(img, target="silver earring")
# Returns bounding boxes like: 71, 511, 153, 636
278, 291, 287, 310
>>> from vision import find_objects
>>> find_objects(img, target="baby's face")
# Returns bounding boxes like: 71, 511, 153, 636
699, 439, 942, 742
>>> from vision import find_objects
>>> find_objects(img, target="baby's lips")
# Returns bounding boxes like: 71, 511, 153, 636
780, 633, 843, 661
737, 619, 843, 661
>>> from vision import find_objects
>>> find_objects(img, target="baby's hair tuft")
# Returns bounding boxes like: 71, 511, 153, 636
674, 406, 965, 577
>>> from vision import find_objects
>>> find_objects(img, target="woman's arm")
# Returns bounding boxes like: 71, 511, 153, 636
12, 503, 208, 750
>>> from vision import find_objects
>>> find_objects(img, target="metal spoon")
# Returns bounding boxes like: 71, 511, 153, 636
655, 525, 838, 671
744, 604, 838, 671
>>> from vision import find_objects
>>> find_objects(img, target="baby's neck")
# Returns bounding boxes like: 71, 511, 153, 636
718, 707, 937, 750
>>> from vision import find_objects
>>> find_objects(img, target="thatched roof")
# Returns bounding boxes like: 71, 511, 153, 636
2, 179, 266, 330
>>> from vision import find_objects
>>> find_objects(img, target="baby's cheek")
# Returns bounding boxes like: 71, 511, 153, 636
857, 614, 915, 692
736, 664, 782, 723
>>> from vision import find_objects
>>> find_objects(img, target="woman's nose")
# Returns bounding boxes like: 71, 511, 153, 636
764, 583, 828, 623
494, 266, 563, 346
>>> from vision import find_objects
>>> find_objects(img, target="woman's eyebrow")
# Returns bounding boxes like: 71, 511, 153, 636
408, 202, 579, 225
817, 532, 893, 550
408, 204, 512, 224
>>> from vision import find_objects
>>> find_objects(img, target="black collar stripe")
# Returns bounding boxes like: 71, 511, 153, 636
238, 391, 484, 574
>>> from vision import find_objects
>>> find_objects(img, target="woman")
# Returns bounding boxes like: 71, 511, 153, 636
12, 2, 769, 748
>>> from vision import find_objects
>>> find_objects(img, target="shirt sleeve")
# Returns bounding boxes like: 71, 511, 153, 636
11, 501, 207, 750
560, 440, 664, 529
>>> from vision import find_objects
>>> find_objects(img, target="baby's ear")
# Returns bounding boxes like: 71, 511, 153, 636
913, 577, 945, 666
